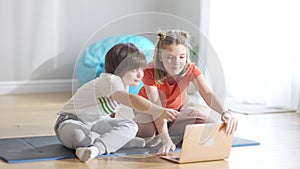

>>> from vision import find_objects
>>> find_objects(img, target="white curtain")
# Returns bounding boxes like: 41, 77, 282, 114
208, 0, 300, 112
297, 93, 300, 113
0, 0, 65, 80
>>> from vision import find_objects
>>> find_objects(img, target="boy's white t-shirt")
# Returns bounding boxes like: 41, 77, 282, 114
59, 73, 129, 124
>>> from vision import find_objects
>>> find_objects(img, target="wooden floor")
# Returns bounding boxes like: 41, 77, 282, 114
0, 92, 299, 169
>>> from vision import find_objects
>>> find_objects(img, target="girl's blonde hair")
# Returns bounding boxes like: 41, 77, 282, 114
153, 30, 192, 84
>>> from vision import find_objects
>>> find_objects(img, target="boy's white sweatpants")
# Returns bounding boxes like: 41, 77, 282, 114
54, 115, 138, 154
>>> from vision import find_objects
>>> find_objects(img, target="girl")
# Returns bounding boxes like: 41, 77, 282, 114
54, 43, 179, 162
134, 30, 238, 156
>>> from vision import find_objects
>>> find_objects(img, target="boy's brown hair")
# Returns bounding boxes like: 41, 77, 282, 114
105, 43, 146, 77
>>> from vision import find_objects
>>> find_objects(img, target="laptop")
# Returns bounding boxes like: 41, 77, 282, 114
160, 123, 234, 163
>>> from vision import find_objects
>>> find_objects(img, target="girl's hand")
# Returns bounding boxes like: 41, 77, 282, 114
156, 132, 176, 156
221, 111, 238, 136
157, 142, 176, 156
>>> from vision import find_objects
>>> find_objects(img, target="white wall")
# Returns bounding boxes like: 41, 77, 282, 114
0, 0, 201, 94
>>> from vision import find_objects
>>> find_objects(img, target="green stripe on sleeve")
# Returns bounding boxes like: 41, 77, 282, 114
98, 97, 114, 114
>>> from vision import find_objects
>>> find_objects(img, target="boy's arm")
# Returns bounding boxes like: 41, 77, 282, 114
111, 90, 177, 121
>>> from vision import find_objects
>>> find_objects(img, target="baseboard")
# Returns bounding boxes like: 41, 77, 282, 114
0, 79, 77, 95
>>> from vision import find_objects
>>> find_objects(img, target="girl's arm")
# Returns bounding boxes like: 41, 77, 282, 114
111, 90, 178, 121
143, 85, 176, 155
192, 75, 225, 113
144, 85, 162, 106
193, 75, 238, 135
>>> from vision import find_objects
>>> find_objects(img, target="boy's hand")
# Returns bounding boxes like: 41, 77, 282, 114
159, 108, 179, 122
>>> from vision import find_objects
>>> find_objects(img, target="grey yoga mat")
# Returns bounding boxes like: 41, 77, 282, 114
0, 135, 259, 163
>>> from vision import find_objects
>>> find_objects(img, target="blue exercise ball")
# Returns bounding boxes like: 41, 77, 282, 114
76, 35, 154, 94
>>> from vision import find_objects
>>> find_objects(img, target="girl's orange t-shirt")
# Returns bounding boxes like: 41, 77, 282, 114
138, 62, 202, 110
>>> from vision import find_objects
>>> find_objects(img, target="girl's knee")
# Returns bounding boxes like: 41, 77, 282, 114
133, 113, 153, 124
136, 122, 156, 138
